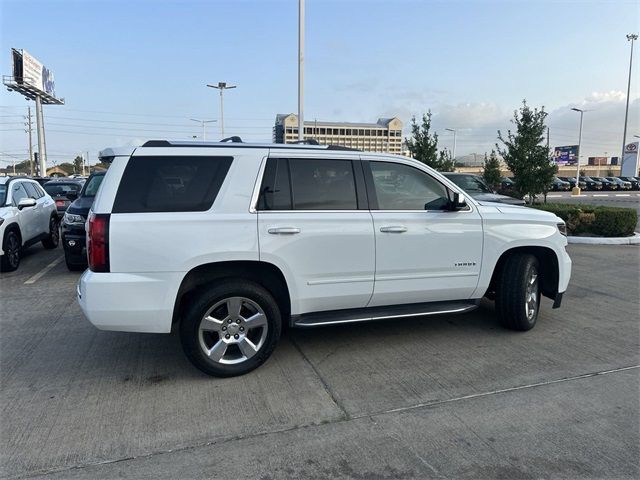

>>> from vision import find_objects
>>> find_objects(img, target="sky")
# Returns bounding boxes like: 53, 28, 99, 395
0, 0, 639, 168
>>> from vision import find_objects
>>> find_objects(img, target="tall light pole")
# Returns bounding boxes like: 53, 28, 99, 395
190, 118, 216, 141
206, 82, 236, 138
445, 128, 457, 160
298, 0, 305, 141
621, 33, 638, 164
571, 107, 586, 195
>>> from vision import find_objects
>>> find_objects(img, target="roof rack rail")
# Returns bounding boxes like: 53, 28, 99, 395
220, 136, 243, 143
291, 139, 319, 145
326, 145, 360, 151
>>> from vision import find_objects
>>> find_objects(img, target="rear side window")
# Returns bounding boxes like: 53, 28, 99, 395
257, 158, 360, 211
113, 156, 232, 213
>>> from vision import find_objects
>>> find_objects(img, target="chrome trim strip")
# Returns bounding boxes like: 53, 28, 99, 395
249, 155, 268, 214
295, 305, 477, 327
307, 276, 374, 286
375, 272, 478, 281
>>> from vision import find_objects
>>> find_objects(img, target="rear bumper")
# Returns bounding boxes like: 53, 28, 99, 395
62, 231, 86, 264
78, 270, 183, 333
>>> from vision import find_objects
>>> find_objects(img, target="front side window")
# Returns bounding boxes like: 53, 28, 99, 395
113, 156, 232, 213
23, 182, 40, 199
369, 161, 450, 210
11, 183, 29, 206
446, 174, 492, 194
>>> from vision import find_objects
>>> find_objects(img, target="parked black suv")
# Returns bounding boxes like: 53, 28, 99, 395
61, 172, 105, 270
558, 176, 586, 189
43, 179, 85, 217
618, 176, 640, 190
579, 176, 603, 191
590, 176, 617, 191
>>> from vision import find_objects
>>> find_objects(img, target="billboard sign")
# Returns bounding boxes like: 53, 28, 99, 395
11, 49, 56, 97
553, 145, 578, 165
621, 142, 639, 177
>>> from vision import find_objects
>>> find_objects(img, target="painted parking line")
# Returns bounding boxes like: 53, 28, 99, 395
593, 194, 609, 197
547, 195, 562, 198
615, 194, 631, 197
24, 257, 63, 285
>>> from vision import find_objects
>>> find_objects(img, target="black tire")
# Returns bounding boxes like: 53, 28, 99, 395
65, 255, 86, 272
1, 230, 21, 272
41, 216, 60, 249
180, 280, 282, 377
495, 253, 540, 331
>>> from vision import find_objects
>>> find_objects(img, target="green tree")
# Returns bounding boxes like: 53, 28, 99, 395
73, 155, 83, 174
497, 101, 557, 204
482, 150, 502, 190
437, 148, 455, 172
405, 112, 451, 171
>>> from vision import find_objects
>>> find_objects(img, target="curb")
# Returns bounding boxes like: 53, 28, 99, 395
567, 233, 640, 245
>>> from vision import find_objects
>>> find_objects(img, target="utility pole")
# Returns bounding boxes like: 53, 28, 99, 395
35, 95, 47, 177
445, 128, 457, 160
85, 151, 89, 176
298, 0, 305, 141
621, 33, 638, 165
571, 108, 586, 195
25, 106, 34, 176
206, 83, 236, 138
190, 118, 216, 141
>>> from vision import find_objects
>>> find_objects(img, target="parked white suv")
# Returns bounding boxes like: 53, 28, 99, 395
78, 140, 571, 377
0, 177, 59, 272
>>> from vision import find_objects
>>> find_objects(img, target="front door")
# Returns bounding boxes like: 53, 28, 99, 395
257, 155, 375, 315
363, 158, 483, 307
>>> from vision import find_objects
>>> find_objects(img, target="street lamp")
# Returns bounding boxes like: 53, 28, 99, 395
445, 128, 457, 160
621, 34, 638, 162
571, 107, 587, 195
206, 82, 236, 138
190, 118, 216, 141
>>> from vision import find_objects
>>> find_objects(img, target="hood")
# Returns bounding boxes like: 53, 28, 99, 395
66, 195, 94, 216
470, 192, 525, 206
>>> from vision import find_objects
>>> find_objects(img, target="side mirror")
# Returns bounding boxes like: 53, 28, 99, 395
18, 198, 36, 210
450, 192, 467, 211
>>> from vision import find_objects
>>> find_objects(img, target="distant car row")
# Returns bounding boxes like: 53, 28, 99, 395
501, 175, 640, 192
0, 173, 104, 272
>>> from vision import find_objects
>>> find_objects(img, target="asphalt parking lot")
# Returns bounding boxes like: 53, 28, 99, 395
1, 243, 639, 479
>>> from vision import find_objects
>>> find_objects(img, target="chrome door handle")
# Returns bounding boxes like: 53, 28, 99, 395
268, 227, 301, 235
380, 226, 408, 233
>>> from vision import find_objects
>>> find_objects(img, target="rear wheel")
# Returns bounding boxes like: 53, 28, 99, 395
41, 216, 59, 249
180, 280, 282, 377
495, 253, 540, 331
1, 230, 21, 272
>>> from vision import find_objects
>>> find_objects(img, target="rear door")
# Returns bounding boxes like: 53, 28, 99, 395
257, 154, 375, 315
363, 157, 484, 306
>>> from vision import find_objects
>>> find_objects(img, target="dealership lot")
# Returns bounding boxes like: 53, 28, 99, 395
1, 244, 639, 479
546, 190, 640, 216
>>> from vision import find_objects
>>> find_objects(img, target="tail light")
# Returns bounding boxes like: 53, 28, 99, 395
88, 212, 110, 272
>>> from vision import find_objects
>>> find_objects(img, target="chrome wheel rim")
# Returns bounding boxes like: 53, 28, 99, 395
525, 268, 539, 321
198, 296, 268, 365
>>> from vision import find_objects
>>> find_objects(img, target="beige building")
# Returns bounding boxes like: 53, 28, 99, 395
274, 114, 403, 154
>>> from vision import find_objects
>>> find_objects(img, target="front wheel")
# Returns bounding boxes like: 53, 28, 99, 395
495, 253, 540, 331
41, 216, 60, 249
180, 280, 282, 377
1, 231, 21, 272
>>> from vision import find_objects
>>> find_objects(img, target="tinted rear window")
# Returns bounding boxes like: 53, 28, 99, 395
44, 183, 82, 196
112, 156, 232, 213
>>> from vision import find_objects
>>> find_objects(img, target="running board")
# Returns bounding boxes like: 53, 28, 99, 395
291, 300, 479, 328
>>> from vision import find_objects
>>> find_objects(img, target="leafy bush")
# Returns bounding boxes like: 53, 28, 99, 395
532, 203, 637, 237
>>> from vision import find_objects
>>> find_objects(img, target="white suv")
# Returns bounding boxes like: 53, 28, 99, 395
78, 140, 571, 377
0, 177, 59, 272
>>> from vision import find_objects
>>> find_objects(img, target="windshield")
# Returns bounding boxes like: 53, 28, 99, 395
82, 174, 104, 197
44, 183, 81, 196
0, 185, 6, 205
447, 175, 492, 193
